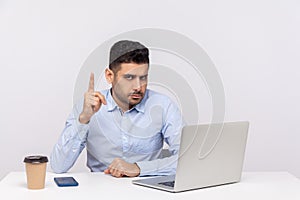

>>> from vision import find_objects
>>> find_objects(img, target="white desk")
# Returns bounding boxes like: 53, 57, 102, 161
0, 172, 300, 200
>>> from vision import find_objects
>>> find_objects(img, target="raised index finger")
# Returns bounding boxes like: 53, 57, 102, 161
88, 72, 95, 92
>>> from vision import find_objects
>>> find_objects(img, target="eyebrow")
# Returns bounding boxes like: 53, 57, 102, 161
123, 73, 148, 77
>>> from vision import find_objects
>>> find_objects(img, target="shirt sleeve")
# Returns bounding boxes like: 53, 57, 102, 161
50, 100, 89, 173
136, 100, 185, 176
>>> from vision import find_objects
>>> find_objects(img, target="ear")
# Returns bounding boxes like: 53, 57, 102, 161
105, 68, 114, 84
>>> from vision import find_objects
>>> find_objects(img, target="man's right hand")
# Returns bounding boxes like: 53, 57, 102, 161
79, 73, 107, 124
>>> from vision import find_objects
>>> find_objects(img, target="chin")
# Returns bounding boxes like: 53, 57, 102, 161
129, 99, 142, 105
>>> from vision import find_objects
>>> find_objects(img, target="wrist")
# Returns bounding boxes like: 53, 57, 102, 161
79, 113, 90, 124
134, 163, 141, 176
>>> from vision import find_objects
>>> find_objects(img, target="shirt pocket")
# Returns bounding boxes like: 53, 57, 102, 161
124, 132, 163, 155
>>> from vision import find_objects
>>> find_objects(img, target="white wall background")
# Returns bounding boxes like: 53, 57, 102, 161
0, 0, 299, 180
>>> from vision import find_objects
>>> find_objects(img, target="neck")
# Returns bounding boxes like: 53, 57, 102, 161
110, 90, 131, 112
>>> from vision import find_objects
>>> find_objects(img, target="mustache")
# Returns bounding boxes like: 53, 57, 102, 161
129, 91, 143, 95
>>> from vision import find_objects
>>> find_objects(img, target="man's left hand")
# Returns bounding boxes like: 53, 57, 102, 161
104, 158, 140, 178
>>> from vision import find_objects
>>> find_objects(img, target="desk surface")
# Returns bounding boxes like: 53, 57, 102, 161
0, 172, 300, 200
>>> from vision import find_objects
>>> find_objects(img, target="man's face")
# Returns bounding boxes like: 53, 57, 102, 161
110, 62, 149, 110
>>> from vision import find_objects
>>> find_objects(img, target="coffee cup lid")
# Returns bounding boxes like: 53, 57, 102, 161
24, 155, 48, 163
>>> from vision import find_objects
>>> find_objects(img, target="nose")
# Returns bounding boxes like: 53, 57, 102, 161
133, 78, 141, 90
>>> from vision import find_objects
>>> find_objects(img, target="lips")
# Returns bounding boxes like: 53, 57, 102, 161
131, 94, 142, 99
129, 91, 143, 99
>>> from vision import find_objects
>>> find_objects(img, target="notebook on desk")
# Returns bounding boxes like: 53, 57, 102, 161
132, 121, 249, 193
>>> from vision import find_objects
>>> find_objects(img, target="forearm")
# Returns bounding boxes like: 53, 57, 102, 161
50, 140, 84, 173
50, 111, 89, 173
136, 154, 178, 176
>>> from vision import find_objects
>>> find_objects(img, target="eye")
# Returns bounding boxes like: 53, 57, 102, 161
140, 75, 148, 81
124, 74, 135, 80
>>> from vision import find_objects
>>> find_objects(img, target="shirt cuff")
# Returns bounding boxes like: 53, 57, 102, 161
136, 160, 158, 176
75, 117, 89, 141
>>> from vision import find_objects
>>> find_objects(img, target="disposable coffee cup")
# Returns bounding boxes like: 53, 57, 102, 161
23, 155, 48, 189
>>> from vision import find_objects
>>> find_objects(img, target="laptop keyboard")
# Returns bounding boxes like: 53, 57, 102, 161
158, 181, 175, 188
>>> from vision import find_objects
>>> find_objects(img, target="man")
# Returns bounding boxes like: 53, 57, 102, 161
51, 40, 184, 177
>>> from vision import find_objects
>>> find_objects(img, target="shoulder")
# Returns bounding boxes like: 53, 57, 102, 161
146, 89, 178, 107
147, 89, 170, 101
146, 90, 184, 125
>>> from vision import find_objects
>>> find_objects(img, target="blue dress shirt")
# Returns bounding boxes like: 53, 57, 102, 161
50, 89, 184, 176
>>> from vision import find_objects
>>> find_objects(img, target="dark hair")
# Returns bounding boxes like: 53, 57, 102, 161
109, 40, 149, 73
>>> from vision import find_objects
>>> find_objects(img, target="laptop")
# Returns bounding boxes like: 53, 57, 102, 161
132, 121, 249, 192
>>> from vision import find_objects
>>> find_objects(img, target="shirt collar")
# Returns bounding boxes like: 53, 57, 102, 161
106, 89, 118, 112
106, 89, 148, 114
133, 89, 148, 113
